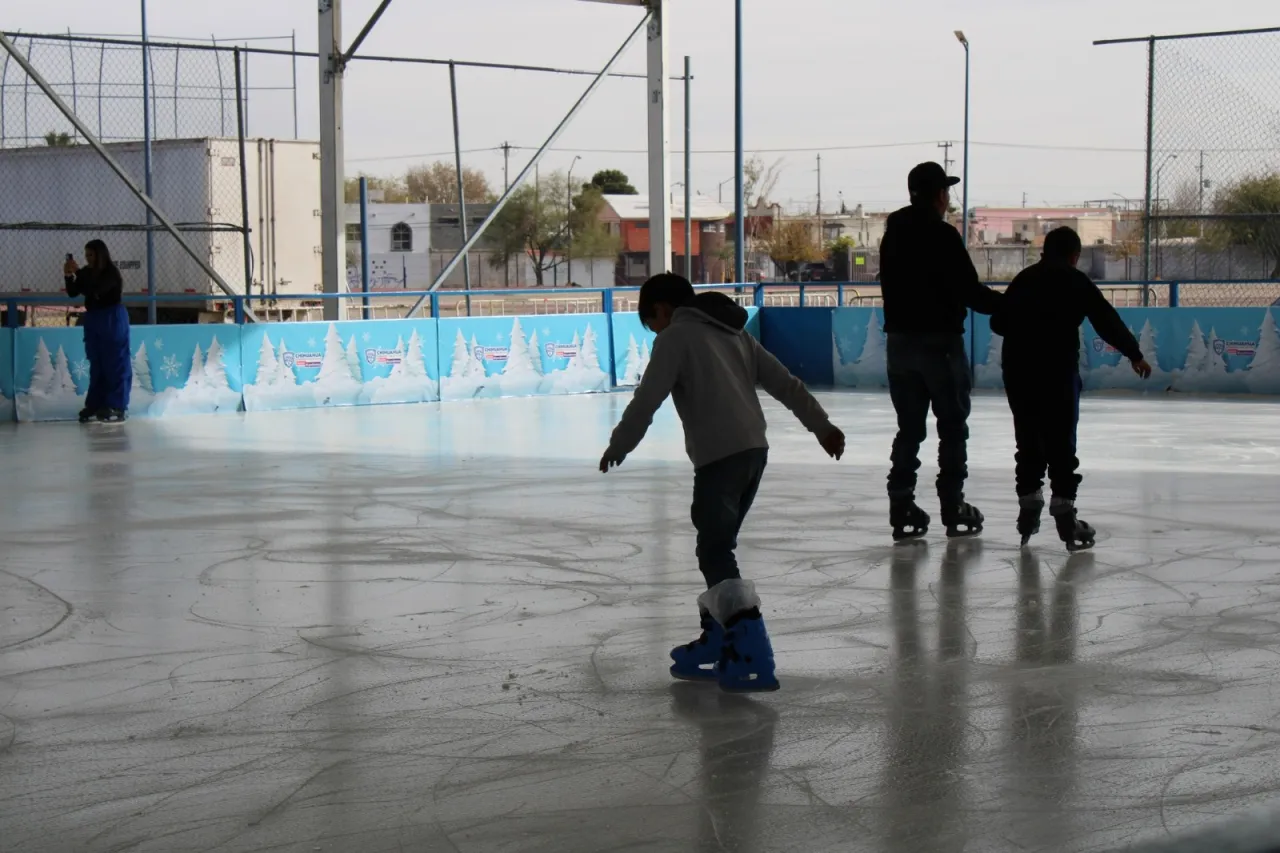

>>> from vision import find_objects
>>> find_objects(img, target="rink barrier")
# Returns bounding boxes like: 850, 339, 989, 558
4, 282, 1280, 421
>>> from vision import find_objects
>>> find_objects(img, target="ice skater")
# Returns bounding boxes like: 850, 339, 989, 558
991, 226, 1151, 550
64, 239, 131, 423
879, 162, 1004, 540
599, 273, 845, 692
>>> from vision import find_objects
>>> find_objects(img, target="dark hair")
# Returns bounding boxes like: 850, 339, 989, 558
637, 273, 695, 329
1043, 226, 1082, 262
84, 239, 114, 269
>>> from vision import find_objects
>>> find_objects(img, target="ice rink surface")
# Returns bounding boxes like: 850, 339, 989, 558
3, 389, 1280, 853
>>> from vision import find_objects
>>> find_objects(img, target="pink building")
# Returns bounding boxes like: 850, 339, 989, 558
968, 207, 1103, 245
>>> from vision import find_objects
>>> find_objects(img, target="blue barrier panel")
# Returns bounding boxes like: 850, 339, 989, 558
241, 319, 439, 413
971, 313, 1004, 390
761, 307, 834, 386
14, 324, 242, 421
0, 328, 12, 422
439, 313, 611, 402
610, 307, 759, 388
832, 306, 887, 389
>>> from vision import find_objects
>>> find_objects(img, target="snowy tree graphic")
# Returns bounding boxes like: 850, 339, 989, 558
467, 334, 486, 378
344, 335, 363, 383
51, 346, 77, 395
503, 317, 537, 375
1136, 320, 1158, 368
399, 330, 429, 379
254, 334, 280, 386
29, 339, 55, 394
317, 324, 355, 385
579, 324, 602, 372
621, 334, 642, 385
1203, 327, 1228, 375
527, 330, 544, 376
448, 330, 471, 378
276, 340, 296, 385
638, 340, 651, 377
189, 343, 205, 386
1248, 309, 1280, 375
856, 311, 886, 372
203, 336, 232, 391
132, 342, 154, 393
1183, 320, 1208, 372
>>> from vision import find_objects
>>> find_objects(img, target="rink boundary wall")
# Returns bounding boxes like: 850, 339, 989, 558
5, 302, 1280, 421
0, 308, 760, 422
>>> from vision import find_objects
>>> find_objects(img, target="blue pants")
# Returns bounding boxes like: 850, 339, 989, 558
691, 448, 768, 589
83, 305, 132, 412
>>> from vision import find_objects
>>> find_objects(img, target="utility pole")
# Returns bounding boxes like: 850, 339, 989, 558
1022, 191, 1027, 208
815, 153, 822, 246
1198, 149, 1206, 237
502, 141, 511, 191
937, 141, 954, 175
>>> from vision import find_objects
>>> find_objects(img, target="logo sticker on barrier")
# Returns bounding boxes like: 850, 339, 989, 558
365, 348, 403, 366
547, 343, 579, 359
292, 352, 323, 369
282, 351, 296, 369
475, 345, 508, 362
1213, 338, 1227, 356
1224, 340, 1255, 357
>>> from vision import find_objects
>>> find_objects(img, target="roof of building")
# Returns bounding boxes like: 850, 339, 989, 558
602, 194, 732, 222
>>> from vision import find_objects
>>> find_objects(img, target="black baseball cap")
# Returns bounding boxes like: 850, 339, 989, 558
908, 161, 961, 197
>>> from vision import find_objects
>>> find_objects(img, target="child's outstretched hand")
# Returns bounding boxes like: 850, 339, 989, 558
819, 427, 845, 461
1131, 358, 1153, 379
599, 447, 626, 473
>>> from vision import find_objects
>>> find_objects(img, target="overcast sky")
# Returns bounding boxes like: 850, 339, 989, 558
8, 1, 1277, 211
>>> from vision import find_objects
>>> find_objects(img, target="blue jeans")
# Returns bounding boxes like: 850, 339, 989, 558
691, 448, 768, 589
886, 333, 972, 504
83, 305, 132, 412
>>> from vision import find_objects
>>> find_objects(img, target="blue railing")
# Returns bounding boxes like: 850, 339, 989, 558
3, 279, 1277, 327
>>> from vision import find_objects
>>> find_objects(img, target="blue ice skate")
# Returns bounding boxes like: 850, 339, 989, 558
670, 608, 724, 682
718, 608, 780, 693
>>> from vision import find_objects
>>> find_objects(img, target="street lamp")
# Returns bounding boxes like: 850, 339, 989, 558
718, 176, 735, 204
954, 30, 970, 247
566, 155, 582, 286
1154, 152, 1177, 279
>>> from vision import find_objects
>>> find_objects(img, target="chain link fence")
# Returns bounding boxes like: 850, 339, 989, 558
0, 33, 307, 324
1145, 28, 1280, 285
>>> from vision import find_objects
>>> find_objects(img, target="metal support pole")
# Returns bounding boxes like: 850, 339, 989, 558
734, 0, 745, 284
318, 0, 346, 322
1142, 35, 1155, 305
359, 177, 371, 319
404, 12, 650, 314
647, 0, 672, 280
0, 31, 258, 321
449, 61, 472, 310
234, 49, 253, 310
291, 30, 299, 139
142, 1, 156, 324
961, 39, 970, 248
684, 55, 692, 281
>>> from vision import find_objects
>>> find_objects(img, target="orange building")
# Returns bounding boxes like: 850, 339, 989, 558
599, 195, 733, 284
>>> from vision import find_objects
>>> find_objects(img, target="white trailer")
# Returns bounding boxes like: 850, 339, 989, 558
0, 137, 322, 317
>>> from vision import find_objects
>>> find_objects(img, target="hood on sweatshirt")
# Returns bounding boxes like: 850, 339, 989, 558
673, 291, 749, 332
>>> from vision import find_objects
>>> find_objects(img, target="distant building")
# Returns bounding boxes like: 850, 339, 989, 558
969, 206, 1113, 245
599, 194, 733, 284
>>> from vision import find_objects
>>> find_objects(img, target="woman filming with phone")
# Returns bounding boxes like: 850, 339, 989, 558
63, 239, 131, 423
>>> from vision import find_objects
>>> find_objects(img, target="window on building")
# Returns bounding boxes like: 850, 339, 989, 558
345, 224, 362, 244
391, 222, 413, 252
436, 217, 460, 226
635, 221, 649, 230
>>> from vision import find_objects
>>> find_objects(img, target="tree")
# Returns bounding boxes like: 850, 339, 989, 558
744, 155, 783, 209
527, 330, 545, 376
133, 342, 154, 393
1184, 320, 1208, 372
204, 336, 232, 390
761, 219, 823, 276
44, 131, 73, 147
1206, 172, 1280, 278
1162, 180, 1204, 240
487, 171, 571, 286
344, 335, 363, 383
588, 169, 637, 195
569, 186, 621, 264
254, 334, 280, 386
404, 161, 494, 203
828, 234, 858, 253
344, 174, 408, 203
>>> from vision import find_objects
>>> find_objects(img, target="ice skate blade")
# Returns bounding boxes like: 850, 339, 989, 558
719, 678, 780, 694
945, 525, 982, 539
1020, 534, 1032, 546
892, 527, 928, 542
1063, 539, 1095, 553
670, 666, 718, 683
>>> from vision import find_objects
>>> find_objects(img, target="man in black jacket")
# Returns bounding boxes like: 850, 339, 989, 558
879, 161, 1003, 540
992, 226, 1151, 550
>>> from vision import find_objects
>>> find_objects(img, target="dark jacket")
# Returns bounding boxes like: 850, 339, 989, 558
991, 259, 1142, 374
879, 202, 1002, 336
65, 265, 123, 312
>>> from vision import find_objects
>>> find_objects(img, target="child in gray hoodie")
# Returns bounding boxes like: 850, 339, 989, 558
600, 274, 845, 692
